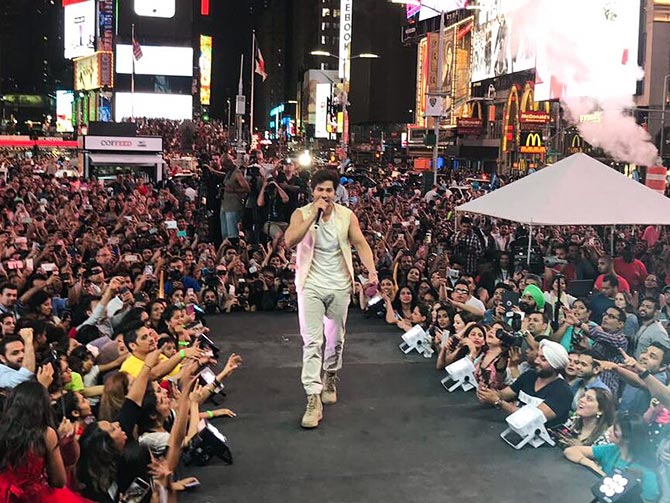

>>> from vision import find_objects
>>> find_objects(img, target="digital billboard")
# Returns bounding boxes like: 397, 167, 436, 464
116, 45, 193, 77
199, 35, 212, 105
134, 0, 176, 18
315, 83, 331, 139
533, 0, 640, 101
470, 0, 536, 82
56, 91, 74, 133
64, 0, 96, 59
114, 92, 193, 121
74, 52, 114, 91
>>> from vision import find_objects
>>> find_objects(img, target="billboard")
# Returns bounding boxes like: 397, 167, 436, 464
116, 45, 193, 77
97, 0, 114, 52
470, 0, 536, 82
64, 0, 96, 59
415, 37, 428, 127
56, 91, 74, 133
114, 92, 193, 121
315, 83, 331, 139
133, 0, 176, 18
533, 0, 640, 101
339, 0, 353, 79
199, 35, 212, 105
74, 52, 114, 91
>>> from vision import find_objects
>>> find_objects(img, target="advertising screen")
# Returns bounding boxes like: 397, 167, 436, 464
56, 91, 74, 133
64, 0, 96, 59
114, 92, 192, 121
470, 0, 536, 82
533, 0, 640, 101
199, 35, 212, 105
74, 52, 113, 91
116, 45, 193, 77
315, 83, 331, 139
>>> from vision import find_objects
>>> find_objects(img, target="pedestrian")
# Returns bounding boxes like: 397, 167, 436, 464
284, 169, 378, 429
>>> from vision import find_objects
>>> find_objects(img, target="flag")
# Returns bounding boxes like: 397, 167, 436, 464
254, 35, 267, 81
132, 36, 143, 61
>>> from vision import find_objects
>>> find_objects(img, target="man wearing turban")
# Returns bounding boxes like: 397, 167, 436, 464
476, 339, 574, 428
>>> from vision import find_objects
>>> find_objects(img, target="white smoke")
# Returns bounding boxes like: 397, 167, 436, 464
504, 0, 657, 165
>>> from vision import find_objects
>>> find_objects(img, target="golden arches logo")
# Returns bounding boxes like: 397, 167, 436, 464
519, 132, 545, 154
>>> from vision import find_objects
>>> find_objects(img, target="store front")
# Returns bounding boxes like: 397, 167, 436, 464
82, 135, 164, 182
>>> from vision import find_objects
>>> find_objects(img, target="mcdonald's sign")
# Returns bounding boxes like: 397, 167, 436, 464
567, 133, 589, 154
519, 132, 545, 154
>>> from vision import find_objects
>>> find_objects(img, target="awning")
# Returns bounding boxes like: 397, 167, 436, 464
87, 153, 164, 165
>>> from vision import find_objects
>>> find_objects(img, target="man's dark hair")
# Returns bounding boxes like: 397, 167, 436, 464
577, 348, 599, 362
310, 169, 339, 191
0, 283, 17, 296
530, 309, 551, 326
611, 306, 627, 324
453, 279, 470, 290
494, 282, 512, 292
0, 335, 24, 357
602, 274, 619, 288
574, 297, 591, 311
122, 320, 146, 351
649, 342, 670, 366
642, 296, 660, 311
460, 216, 472, 225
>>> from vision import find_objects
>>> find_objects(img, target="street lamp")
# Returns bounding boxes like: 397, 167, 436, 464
391, 0, 446, 185
310, 50, 379, 149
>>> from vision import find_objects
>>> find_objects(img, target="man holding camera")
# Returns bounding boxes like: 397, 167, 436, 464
285, 169, 377, 429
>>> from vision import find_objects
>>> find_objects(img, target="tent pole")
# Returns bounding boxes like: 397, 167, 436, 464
610, 225, 615, 256
527, 222, 533, 265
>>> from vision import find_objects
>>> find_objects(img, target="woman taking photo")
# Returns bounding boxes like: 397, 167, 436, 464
564, 412, 660, 502
555, 388, 615, 448
439, 323, 486, 368
0, 381, 92, 503
474, 322, 511, 390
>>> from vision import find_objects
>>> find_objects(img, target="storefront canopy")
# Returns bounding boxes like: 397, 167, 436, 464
87, 153, 164, 165
456, 153, 670, 226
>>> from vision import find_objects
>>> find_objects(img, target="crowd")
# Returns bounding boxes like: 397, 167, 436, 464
1, 116, 670, 501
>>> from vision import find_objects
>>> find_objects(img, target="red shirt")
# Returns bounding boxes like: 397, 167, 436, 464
594, 273, 630, 293
613, 257, 648, 292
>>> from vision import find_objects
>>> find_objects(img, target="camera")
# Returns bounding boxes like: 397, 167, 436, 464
496, 328, 524, 348
183, 420, 233, 467
505, 312, 523, 332
198, 332, 221, 359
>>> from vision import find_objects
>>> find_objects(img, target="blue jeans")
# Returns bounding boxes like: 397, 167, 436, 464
220, 208, 240, 239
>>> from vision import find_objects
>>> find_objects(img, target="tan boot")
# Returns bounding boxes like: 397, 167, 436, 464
301, 394, 323, 429
321, 372, 339, 405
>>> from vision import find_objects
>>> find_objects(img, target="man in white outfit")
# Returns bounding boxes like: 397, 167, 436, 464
284, 169, 378, 428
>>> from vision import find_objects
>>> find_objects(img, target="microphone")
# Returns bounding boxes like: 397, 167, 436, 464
314, 208, 323, 229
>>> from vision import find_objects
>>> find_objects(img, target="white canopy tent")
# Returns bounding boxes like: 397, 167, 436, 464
455, 153, 670, 259
456, 153, 670, 225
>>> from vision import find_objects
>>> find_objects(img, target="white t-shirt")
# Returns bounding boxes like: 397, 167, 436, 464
305, 217, 351, 291
465, 296, 486, 313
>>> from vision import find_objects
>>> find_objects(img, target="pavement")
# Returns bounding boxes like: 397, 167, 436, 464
183, 310, 597, 503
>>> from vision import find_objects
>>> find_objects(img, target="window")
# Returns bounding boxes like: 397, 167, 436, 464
333, 9, 340, 17
321, 8, 330, 17
321, 35, 327, 45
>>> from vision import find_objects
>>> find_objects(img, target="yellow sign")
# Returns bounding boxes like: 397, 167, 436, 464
519, 132, 546, 154
199, 35, 212, 105
74, 51, 113, 91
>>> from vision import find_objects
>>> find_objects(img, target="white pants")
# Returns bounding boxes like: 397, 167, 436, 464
298, 287, 350, 395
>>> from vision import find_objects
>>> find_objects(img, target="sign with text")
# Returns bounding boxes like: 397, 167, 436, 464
64, 0, 95, 59
97, 0, 114, 52
520, 111, 550, 124
84, 135, 163, 152
519, 132, 546, 154
339, 0, 352, 79
457, 117, 482, 134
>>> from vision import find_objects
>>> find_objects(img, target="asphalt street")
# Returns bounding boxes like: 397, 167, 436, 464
183, 310, 596, 503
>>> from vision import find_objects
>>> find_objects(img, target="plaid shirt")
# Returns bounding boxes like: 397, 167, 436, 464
588, 325, 628, 397
451, 231, 484, 275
